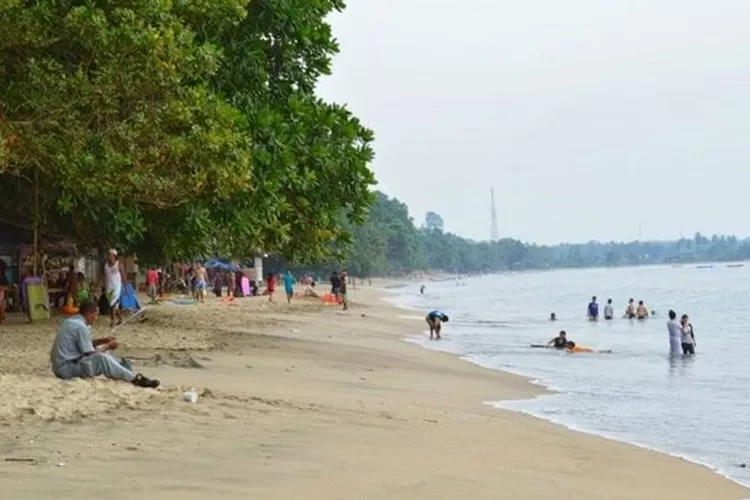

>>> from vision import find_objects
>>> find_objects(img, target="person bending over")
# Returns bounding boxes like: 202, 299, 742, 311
50, 301, 159, 388
425, 310, 449, 340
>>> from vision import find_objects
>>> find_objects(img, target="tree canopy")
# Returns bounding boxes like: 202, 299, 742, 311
0, 0, 375, 263
332, 192, 750, 277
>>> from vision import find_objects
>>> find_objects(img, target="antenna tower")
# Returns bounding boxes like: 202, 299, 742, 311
490, 187, 499, 242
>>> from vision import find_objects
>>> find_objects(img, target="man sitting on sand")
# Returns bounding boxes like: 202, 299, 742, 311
425, 310, 449, 340
50, 301, 160, 388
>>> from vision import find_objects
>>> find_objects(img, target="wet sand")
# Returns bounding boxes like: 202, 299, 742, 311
0, 284, 746, 499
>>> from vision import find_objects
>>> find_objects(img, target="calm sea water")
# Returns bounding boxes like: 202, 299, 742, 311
386, 265, 750, 487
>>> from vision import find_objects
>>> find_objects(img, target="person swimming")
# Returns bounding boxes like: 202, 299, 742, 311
565, 341, 595, 353
547, 330, 569, 349
587, 296, 599, 321
425, 310, 449, 340
549, 312, 557, 321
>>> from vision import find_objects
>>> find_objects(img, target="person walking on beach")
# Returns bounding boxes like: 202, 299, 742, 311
283, 270, 295, 304
102, 249, 125, 328
266, 273, 276, 302
680, 314, 696, 355
50, 301, 159, 388
667, 310, 683, 357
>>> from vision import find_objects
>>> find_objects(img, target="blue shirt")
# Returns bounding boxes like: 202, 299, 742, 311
50, 315, 94, 374
428, 310, 445, 320
588, 302, 599, 317
283, 274, 295, 290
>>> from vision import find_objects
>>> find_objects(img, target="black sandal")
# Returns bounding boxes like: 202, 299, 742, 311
132, 373, 160, 389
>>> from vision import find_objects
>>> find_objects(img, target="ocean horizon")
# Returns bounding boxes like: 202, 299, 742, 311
382, 264, 750, 489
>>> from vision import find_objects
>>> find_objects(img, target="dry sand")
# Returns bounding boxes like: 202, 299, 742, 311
0, 284, 747, 500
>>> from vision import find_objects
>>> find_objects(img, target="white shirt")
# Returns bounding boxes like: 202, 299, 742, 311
603, 304, 614, 318
667, 319, 683, 341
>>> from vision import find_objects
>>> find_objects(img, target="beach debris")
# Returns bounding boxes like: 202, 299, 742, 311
4, 457, 38, 464
291, 328, 299, 334
182, 388, 199, 404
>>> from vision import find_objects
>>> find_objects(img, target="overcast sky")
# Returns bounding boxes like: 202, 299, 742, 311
317, 1, 750, 244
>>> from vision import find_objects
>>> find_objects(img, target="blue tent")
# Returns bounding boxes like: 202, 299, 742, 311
120, 283, 142, 311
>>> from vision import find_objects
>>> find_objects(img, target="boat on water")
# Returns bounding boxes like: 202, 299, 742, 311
726, 263, 745, 268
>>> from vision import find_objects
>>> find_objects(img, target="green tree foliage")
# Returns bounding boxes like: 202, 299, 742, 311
0, 0, 253, 257
423, 211, 444, 232
203, 0, 375, 264
0, 0, 375, 264
338, 192, 750, 276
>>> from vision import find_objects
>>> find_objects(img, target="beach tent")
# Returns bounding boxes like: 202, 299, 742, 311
203, 258, 239, 272
120, 283, 142, 312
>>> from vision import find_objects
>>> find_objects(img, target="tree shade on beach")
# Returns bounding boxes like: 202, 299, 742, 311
0, 0, 375, 264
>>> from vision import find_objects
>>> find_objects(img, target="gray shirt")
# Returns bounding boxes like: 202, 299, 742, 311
50, 315, 94, 375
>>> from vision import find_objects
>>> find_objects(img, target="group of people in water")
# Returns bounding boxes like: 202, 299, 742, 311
549, 296, 653, 322
667, 310, 697, 356
586, 296, 651, 321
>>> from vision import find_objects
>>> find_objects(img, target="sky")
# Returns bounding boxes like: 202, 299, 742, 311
317, 0, 750, 244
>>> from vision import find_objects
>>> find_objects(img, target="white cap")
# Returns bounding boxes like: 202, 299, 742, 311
108, 248, 118, 257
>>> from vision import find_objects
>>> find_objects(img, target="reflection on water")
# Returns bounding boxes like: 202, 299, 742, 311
390, 265, 750, 487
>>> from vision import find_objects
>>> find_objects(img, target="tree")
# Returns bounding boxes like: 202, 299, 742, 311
205, 0, 376, 263
424, 211, 445, 232
0, 0, 252, 259
0, 0, 377, 264
325, 191, 750, 276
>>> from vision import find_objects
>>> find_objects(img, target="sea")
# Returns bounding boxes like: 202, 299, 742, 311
384, 264, 750, 488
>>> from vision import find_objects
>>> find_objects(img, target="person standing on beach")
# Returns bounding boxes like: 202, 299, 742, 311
283, 270, 295, 304
50, 301, 159, 388
330, 271, 341, 299
667, 310, 683, 357
266, 273, 276, 302
680, 314, 696, 355
102, 249, 125, 328
603, 299, 614, 320
339, 271, 349, 310
587, 296, 599, 321
193, 262, 207, 303
146, 266, 159, 304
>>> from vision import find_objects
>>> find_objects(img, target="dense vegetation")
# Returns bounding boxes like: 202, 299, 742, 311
333, 192, 750, 276
0, 0, 374, 264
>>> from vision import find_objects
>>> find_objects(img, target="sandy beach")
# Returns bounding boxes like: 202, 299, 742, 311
0, 284, 746, 500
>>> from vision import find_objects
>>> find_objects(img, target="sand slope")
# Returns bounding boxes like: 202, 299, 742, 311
0, 286, 746, 499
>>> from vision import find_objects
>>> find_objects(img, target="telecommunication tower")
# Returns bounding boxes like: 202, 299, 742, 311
490, 187, 499, 242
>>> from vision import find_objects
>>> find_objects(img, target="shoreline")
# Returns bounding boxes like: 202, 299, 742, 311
0, 284, 747, 499
379, 284, 750, 494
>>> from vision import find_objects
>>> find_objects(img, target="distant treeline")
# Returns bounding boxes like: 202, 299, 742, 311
271, 191, 750, 277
